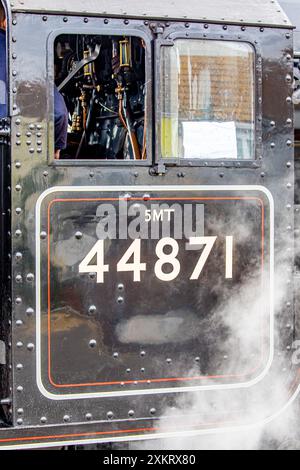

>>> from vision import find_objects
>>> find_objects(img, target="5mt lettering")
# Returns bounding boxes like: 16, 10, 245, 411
79, 236, 233, 283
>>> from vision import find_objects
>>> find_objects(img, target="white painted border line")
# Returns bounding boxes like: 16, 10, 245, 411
35, 185, 274, 401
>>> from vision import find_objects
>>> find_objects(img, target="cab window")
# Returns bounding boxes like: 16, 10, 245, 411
160, 40, 255, 161
54, 34, 147, 161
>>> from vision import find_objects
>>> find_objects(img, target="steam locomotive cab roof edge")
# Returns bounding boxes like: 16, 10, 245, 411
0, 0, 298, 451
4, 0, 293, 29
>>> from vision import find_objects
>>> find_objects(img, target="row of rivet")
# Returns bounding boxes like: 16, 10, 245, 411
15, 407, 158, 426
284, 67, 294, 355
10, 15, 294, 426
13, 119, 36, 425
31, 16, 290, 29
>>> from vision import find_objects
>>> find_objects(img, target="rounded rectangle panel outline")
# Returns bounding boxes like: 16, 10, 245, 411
35, 185, 274, 401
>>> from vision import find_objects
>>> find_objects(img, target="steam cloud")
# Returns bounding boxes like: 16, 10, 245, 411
131, 249, 300, 450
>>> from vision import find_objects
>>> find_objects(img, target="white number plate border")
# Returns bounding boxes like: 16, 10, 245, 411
35, 185, 274, 401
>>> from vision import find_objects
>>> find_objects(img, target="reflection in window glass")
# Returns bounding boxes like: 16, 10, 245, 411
161, 40, 255, 160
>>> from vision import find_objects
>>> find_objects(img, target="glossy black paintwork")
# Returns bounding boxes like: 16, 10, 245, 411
0, 3, 297, 449
278, 0, 300, 53
42, 192, 265, 393
10, 0, 292, 28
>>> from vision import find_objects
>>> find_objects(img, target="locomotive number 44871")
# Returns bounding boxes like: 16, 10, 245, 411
79, 236, 234, 283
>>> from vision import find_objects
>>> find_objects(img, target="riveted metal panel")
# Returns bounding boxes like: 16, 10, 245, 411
278, 0, 300, 52
0, 10, 298, 449
5, 0, 292, 28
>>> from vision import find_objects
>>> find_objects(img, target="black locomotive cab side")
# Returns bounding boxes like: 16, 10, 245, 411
0, 0, 299, 450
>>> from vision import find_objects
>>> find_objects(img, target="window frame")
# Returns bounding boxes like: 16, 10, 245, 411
155, 32, 262, 169
47, 26, 153, 167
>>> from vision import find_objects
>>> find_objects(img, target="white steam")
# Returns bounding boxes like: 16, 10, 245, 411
132, 254, 299, 450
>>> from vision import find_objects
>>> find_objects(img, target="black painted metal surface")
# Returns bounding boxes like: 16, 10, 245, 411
10, 0, 291, 28
278, 0, 300, 53
0, 0, 297, 450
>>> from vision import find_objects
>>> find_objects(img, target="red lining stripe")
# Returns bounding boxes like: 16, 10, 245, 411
46, 196, 265, 389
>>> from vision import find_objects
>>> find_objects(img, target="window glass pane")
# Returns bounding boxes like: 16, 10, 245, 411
161, 40, 255, 160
